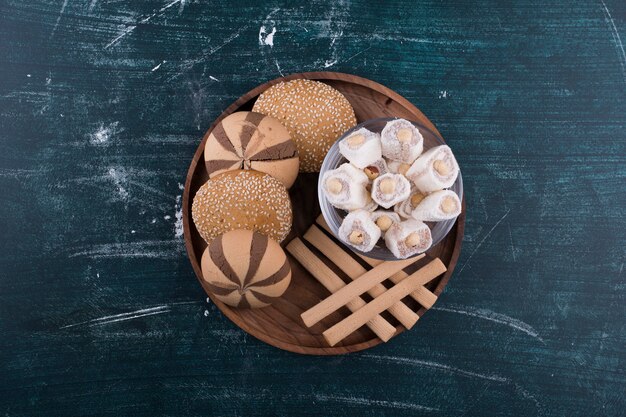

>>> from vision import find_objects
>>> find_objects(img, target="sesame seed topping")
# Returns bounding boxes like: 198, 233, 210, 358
192, 170, 292, 243
253, 79, 357, 172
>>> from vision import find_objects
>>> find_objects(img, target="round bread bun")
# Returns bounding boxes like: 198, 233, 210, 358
204, 111, 299, 188
201, 229, 291, 309
252, 79, 357, 172
192, 170, 292, 243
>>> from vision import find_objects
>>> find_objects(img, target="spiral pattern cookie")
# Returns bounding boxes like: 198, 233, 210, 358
204, 111, 299, 188
201, 230, 291, 308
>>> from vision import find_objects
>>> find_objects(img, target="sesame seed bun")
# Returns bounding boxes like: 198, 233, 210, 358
252, 79, 357, 172
192, 170, 292, 243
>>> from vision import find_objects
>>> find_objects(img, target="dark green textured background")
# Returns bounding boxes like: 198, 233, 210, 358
1, 0, 624, 415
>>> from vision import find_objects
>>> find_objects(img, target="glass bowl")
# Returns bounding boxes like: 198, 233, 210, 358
318, 117, 464, 261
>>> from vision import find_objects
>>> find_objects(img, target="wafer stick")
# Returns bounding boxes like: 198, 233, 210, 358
304, 226, 421, 329
317, 215, 438, 309
300, 256, 417, 327
324, 258, 447, 346
286, 239, 396, 342
359, 254, 438, 308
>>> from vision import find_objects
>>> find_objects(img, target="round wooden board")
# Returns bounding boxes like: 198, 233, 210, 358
183, 72, 465, 355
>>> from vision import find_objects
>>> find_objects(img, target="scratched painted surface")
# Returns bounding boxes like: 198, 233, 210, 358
0, 0, 625, 415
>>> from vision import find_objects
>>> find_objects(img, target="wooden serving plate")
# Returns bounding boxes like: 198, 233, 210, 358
182, 72, 465, 355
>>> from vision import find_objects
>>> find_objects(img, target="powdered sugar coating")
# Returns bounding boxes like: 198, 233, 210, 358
338, 128, 382, 169
406, 145, 459, 193
394, 201, 412, 219
319, 118, 461, 257
371, 173, 411, 209
410, 189, 461, 221
361, 197, 379, 212
387, 160, 412, 176
370, 211, 401, 235
384, 219, 432, 258
381, 119, 424, 164
396, 190, 427, 219
321, 163, 370, 211
338, 210, 381, 252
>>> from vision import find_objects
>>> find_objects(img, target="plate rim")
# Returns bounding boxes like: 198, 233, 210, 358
182, 71, 465, 355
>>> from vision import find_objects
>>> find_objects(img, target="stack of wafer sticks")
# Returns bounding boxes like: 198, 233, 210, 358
286, 215, 446, 346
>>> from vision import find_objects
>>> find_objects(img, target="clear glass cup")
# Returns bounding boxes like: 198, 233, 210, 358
318, 117, 464, 261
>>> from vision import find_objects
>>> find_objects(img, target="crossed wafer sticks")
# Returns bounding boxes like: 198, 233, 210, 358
286, 215, 446, 346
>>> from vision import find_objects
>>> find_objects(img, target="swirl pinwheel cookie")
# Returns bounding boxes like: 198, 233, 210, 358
204, 111, 299, 188
201, 230, 291, 308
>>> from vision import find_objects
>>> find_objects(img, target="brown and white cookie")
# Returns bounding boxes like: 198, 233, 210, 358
204, 111, 299, 188
201, 230, 291, 308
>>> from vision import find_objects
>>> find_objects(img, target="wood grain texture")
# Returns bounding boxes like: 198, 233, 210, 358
182, 71, 463, 354
0, 0, 624, 416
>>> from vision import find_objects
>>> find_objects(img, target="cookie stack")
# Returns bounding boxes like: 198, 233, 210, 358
193, 80, 357, 309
